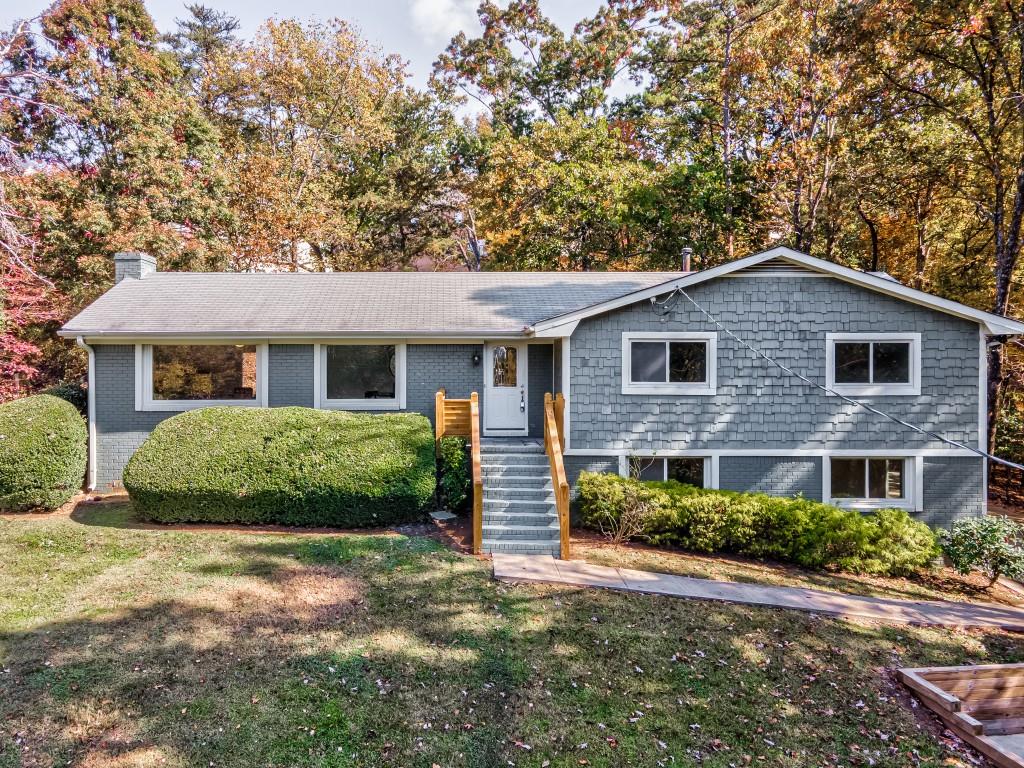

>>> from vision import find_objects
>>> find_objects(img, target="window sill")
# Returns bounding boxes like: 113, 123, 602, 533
831, 498, 913, 511
140, 399, 261, 412
320, 400, 401, 411
622, 384, 716, 396
828, 384, 920, 397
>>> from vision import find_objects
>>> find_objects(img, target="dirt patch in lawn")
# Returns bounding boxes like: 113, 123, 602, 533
217, 564, 363, 631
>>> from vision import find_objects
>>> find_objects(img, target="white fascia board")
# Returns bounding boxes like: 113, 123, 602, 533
529, 245, 1024, 336
63, 331, 528, 343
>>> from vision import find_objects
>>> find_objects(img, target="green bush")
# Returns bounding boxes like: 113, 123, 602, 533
0, 394, 87, 511
124, 407, 436, 527
577, 471, 940, 576
438, 436, 470, 512
43, 381, 88, 415
941, 516, 1024, 585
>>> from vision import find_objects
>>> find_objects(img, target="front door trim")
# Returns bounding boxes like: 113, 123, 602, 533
483, 342, 529, 436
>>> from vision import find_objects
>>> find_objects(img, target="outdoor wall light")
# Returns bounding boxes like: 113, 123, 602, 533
472, 351, 481, 366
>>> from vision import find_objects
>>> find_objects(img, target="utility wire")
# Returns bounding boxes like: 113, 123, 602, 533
650, 288, 1024, 472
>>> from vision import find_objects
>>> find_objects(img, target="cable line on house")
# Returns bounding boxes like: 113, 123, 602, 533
649, 287, 1024, 472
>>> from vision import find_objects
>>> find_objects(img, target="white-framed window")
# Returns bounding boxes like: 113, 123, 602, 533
136, 343, 268, 411
825, 456, 914, 510
628, 455, 709, 488
621, 332, 717, 395
825, 333, 921, 396
315, 342, 407, 411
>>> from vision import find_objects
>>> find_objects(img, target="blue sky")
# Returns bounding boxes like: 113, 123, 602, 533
2, 0, 603, 89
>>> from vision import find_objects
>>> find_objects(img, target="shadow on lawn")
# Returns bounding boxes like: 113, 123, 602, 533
3, 531, 1023, 767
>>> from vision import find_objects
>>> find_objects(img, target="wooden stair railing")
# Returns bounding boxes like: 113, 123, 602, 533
544, 392, 570, 559
435, 389, 483, 554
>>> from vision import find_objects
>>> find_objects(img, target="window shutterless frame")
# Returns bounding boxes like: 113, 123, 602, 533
621, 332, 717, 395
823, 455, 917, 511
824, 333, 921, 396
314, 342, 407, 411
136, 342, 269, 411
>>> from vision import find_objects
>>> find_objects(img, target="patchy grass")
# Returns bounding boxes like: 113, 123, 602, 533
2, 502, 1023, 767
573, 534, 1024, 606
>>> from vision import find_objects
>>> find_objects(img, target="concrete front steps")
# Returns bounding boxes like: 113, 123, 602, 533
479, 438, 560, 556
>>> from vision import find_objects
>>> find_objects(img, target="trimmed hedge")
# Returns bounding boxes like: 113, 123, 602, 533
0, 394, 87, 511
43, 381, 88, 415
124, 407, 436, 527
438, 436, 470, 513
578, 472, 940, 576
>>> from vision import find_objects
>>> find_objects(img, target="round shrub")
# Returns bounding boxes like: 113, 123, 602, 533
0, 394, 87, 511
124, 407, 436, 527
577, 471, 940, 576
43, 381, 88, 415
941, 516, 1024, 585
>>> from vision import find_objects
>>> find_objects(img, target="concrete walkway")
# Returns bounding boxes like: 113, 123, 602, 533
492, 554, 1024, 632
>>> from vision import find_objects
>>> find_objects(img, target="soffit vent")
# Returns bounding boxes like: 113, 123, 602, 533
732, 257, 820, 276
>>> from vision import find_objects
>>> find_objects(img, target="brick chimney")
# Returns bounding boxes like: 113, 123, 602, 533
114, 251, 157, 283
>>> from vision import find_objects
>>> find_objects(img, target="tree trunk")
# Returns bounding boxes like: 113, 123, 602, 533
856, 202, 880, 271
722, 21, 735, 260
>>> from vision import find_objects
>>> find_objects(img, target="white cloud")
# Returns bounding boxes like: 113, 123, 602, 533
409, 0, 479, 46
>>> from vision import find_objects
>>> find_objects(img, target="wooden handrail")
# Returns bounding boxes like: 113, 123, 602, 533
470, 392, 482, 555
435, 388, 483, 555
544, 392, 570, 559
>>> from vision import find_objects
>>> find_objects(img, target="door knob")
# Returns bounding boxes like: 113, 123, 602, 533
520, 387, 526, 412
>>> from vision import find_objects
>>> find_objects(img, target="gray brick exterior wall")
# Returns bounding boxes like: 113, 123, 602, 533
922, 457, 986, 527
91, 342, 562, 488
569, 275, 981, 452
405, 344, 482, 421
93, 345, 170, 489
719, 456, 823, 500
268, 345, 314, 407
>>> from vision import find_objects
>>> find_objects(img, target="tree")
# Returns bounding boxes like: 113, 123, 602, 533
472, 113, 664, 270
846, 0, 1024, 449
1, 0, 230, 392
434, 0, 650, 132
205, 18, 461, 271
164, 4, 240, 110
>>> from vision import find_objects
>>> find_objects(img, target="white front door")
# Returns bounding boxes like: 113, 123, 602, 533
484, 343, 528, 435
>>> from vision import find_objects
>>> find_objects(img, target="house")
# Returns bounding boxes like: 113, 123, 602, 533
60, 246, 1024, 555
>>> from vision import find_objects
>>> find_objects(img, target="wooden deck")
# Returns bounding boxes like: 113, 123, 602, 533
899, 664, 1024, 768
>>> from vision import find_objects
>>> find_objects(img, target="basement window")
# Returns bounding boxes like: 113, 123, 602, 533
629, 456, 707, 487
622, 332, 717, 395
828, 457, 909, 508
825, 334, 920, 396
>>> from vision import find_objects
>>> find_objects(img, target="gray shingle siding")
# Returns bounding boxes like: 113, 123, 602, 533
268, 345, 314, 407
719, 456, 822, 500
569, 275, 981, 451
527, 344, 554, 436
922, 457, 985, 527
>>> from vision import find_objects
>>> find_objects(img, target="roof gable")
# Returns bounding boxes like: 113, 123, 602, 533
531, 247, 1024, 336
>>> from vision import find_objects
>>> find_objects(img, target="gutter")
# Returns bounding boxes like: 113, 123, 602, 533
75, 336, 97, 491
57, 329, 533, 340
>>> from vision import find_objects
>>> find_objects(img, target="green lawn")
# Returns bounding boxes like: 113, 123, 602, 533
2, 503, 1021, 767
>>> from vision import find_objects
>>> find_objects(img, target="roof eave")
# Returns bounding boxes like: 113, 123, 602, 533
531, 246, 1024, 336
57, 328, 533, 341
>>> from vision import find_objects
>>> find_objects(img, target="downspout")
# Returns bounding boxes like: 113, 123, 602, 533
76, 336, 97, 491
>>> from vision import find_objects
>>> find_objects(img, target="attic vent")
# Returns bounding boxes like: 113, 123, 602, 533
733, 257, 819, 275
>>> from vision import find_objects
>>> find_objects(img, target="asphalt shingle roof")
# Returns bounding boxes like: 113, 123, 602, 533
60, 271, 686, 337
